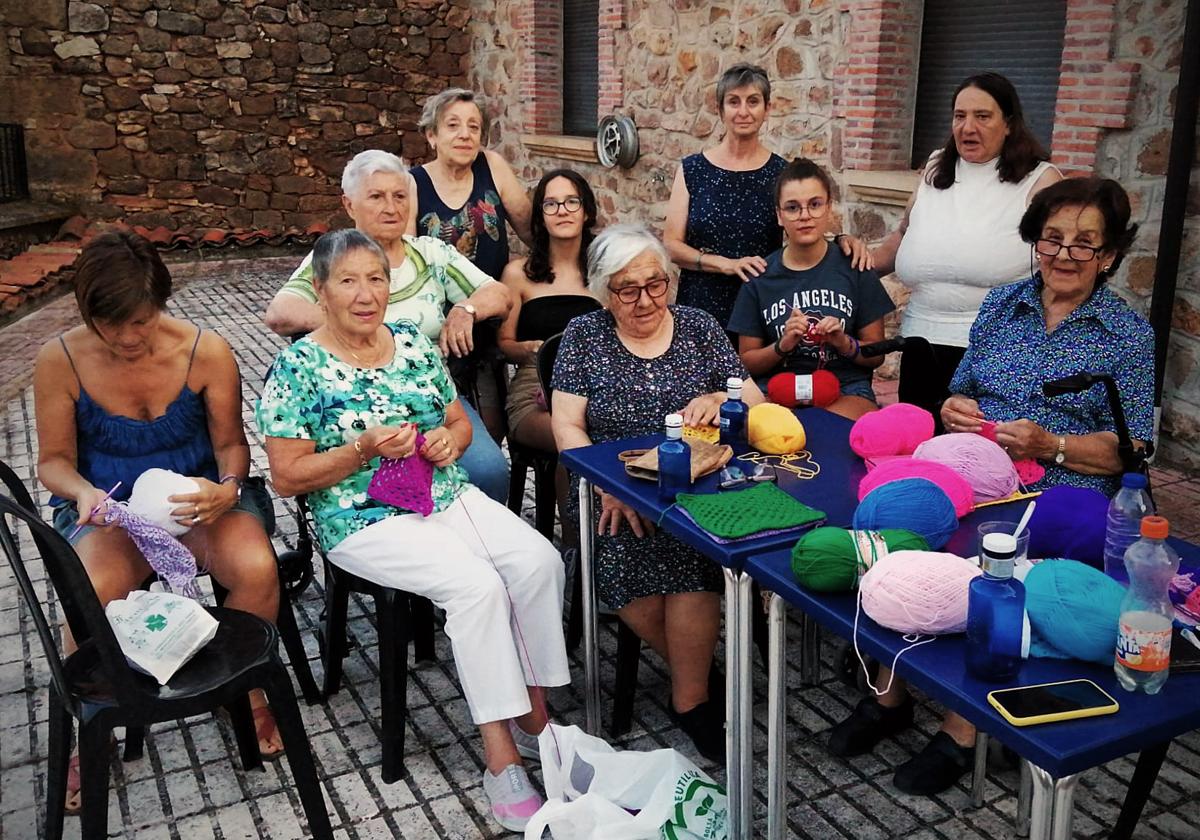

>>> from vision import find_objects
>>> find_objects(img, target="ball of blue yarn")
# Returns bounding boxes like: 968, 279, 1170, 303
1025, 559, 1126, 664
852, 477, 958, 550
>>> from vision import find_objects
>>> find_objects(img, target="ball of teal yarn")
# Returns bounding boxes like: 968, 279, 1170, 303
1025, 559, 1126, 665
852, 477, 958, 550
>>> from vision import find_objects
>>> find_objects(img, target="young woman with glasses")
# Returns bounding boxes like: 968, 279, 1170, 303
728, 158, 895, 420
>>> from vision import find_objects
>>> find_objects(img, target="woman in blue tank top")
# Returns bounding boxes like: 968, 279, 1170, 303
33, 233, 285, 811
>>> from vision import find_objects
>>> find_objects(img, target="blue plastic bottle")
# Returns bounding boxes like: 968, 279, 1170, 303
658, 413, 691, 503
719, 376, 748, 447
1104, 473, 1155, 582
965, 532, 1026, 682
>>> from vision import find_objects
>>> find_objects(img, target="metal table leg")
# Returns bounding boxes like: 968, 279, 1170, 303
1026, 762, 1081, 840
735, 571, 753, 839
972, 731, 988, 808
722, 568, 743, 840
578, 479, 600, 735
766, 593, 788, 840
1016, 761, 1033, 837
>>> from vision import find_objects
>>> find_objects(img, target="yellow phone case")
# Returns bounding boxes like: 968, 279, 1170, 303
987, 679, 1120, 727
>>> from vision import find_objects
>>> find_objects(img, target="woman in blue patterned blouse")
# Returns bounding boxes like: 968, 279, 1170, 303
942, 176, 1152, 495
829, 177, 1152, 799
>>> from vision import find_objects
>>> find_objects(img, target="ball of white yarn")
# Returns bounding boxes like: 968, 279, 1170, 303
127, 469, 200, 537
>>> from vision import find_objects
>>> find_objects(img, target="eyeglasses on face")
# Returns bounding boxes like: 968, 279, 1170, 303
608, 277, 670, 304
779, 199, 829, 220
1035, 238, 1105, 262
541, 196, 583, 215
718, 463, 778, 489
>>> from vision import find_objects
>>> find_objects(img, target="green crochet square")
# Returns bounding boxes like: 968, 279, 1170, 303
675, 483, 826, 539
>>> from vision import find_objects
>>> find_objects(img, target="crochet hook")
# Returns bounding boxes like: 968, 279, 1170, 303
69, 480, 122, 539
1014, 499, 1036, 538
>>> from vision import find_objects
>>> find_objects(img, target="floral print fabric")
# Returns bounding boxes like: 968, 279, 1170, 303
256, 322, 467, 550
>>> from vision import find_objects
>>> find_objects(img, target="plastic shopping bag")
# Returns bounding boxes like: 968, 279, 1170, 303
525, 724, 728, 840
104, 590, 219, 685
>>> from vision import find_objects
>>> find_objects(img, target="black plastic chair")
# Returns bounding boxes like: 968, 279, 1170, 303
0, 494, 333, 840
286, 490, 436, 784
507, 333, 565, 540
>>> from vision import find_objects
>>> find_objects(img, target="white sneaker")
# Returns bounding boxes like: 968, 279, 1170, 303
483, 763, 544, 832
508, 719, 541, 762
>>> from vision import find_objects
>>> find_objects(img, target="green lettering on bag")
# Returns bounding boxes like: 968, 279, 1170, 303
662, 771, 728, 840
145, 614, 167, 632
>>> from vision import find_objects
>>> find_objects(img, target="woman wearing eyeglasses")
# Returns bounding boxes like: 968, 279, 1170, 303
834, 178, 1154, 800
728, 158, 894, 420
551, 224, 764, 763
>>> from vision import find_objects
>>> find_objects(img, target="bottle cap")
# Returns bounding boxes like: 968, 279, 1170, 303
726, 376, 743, 394
981, 532, 1017, 577
1121, 472, 1148, 489
1140, 515, 1169, 539
665, 413, 683, 428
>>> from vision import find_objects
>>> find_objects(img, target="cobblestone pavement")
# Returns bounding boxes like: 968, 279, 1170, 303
0, 255, 1198, 839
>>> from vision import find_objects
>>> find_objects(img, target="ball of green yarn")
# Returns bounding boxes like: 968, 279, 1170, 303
791, 527, 930, 592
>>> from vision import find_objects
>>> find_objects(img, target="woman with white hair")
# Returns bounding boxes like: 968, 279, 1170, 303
263, 149, 512, 503
551, 224, 764, 762
259, 228, 568, 833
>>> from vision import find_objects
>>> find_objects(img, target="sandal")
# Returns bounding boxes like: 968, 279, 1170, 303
253, 705, 286, 761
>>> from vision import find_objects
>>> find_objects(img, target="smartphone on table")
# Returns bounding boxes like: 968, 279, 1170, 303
987, 679, 1119, 727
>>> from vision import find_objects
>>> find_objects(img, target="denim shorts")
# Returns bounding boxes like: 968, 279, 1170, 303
51, 477, 275, 546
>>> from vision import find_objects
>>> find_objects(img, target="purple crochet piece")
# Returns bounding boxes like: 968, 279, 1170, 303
367, 433, 436, 516
102, 504, 201, 598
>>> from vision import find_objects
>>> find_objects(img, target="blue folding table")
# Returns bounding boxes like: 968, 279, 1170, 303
747, 519, 1200, 840
558, 407, 875, 840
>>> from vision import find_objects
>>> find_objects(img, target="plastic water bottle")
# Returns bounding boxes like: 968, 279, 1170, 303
965, 532, 1026, 682
1104, 473, 1154, 581
1115, 516, 1179, 694
658, 413, 691, 503
719, 376, 748, 446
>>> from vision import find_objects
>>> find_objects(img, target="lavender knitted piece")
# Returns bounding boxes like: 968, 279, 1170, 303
102, 503, 201, 598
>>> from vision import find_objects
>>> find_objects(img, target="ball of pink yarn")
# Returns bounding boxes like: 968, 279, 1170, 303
912, 433, 1019, 503
849, 403, 935, 459
860, 550, 980, 634
857, 457, 975, 517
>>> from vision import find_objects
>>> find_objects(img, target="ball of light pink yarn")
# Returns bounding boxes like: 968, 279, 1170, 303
849, 403, 935, 459
857, 457, 975, 517
913, 433, 1019, 503
860, 550, 980, 635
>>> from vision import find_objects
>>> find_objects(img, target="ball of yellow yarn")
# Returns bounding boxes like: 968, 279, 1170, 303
748, 403, 807, 454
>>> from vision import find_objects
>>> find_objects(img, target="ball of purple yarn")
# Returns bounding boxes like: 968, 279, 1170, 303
1027, 485, 1109, 568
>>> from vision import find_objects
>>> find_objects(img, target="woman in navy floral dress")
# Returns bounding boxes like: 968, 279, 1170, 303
552, 224, 764, 762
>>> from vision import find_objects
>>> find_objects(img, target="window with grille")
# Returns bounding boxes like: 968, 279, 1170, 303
562, 0, 599, 137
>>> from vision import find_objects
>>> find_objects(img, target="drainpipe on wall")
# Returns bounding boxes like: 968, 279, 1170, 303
1150, 0, 1200, 455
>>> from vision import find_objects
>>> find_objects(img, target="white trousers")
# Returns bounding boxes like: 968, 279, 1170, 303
328, 487, 570, 724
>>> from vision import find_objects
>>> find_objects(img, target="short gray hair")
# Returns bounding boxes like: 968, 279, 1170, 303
418, 88, 490, 143
341, 150, 408, 200
586, 224, 677, 307
310, 228, 390, 287
716, 63, 771, 113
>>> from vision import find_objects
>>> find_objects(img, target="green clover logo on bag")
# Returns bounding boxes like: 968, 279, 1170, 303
145, 614, 168, 632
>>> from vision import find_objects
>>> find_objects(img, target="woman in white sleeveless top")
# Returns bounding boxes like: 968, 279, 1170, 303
863, 72, 1061, 432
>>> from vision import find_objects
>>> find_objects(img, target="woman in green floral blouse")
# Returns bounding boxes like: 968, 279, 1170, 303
257, 229, 568, 833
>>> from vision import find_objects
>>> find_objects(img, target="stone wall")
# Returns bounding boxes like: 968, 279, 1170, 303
0, 0, 470, 230
468, 0, 1200, 470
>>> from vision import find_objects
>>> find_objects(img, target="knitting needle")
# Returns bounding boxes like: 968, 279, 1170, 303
69, 481, 122, 539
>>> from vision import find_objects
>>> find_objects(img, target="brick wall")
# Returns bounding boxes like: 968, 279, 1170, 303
470, 0, 1200, 470
0, 0, 470, 230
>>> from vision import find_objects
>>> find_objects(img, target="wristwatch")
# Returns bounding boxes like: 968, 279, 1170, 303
1054, 436, 1067, 465
452, 302, 477, 320
219, 475, 243, 502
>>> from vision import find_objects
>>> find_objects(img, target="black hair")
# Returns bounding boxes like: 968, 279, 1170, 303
927, 72, 1050, 190
1018, 177, 1139, 282
773, 157, 835, 206
525, 169, 597, 284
